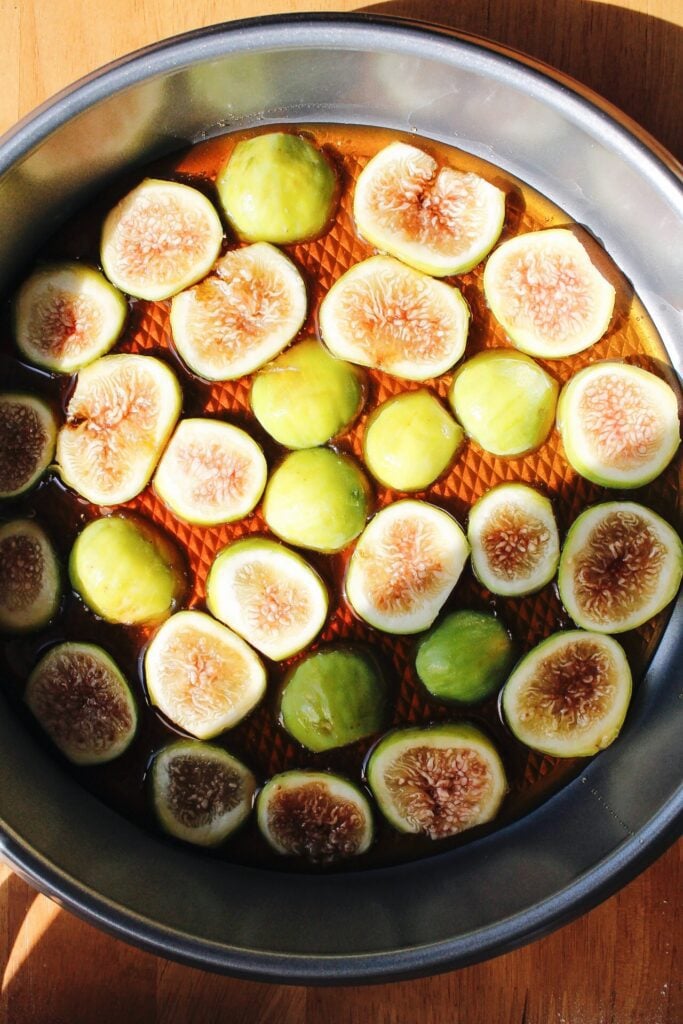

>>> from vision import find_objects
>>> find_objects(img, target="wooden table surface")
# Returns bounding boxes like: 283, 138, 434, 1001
0, 1, 681, 1021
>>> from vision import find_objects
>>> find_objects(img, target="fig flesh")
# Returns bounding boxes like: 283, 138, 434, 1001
367, 724, 507, 839
145, 610, 266, 738
250, 338, 365, 449
101, 178, 223, 301
263, 447, 371, 553
345, 500, 469, 634
483, 229, 616, 358
70, 514, 185, 625
217, 132, 337, 244
0, 520, 61, 631
280, 647, 386, 752
0, 392, 57, 498
151, 740, 256, 846
25, 642, 137, 765
153, 418, 267, 526
468, 483, 560, 596
57, 353, 182, 505
14, 262, 127, 373
449, 350, 558, 457
257, 770, 373, 862
363, 389, 463, 492
558, 502, 683, 633
319, 255, 469, 381
206, 537, 328, 661
353, 141, 506, 276
557, 361, 680, 488
415, 610, 515, 704
170, 243, 307, 381
502, 630, 632, 757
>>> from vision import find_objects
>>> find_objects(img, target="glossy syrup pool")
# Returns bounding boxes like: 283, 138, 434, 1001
0, 124, 680, 872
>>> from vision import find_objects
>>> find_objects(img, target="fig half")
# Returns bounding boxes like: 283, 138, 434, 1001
483, 229, 616, 358
25, 642, 137, 765
0, 392, 57, 499
367, 724, 507, 839
57, 353, 182, 505
353, 141, 506, 276
502, 631, 632, 757
557, 361, 680, 488
319, 255, 469, 381
257, 770, 374, 862
558, 502, 683, 633
415, 610, 515, 705
0, 520, 61, 632
345, 500, 469, 634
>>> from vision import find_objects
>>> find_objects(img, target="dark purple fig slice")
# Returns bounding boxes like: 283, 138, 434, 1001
257, 770, 373, 862
25, 642, 137, 765
502, 630, 632, 757
0, 520, 60, 631
366, 724, 507, 839
151, 740, 256, 846
558, 502, 683, 633
14, 262, 127, 373
0, 392, 57, 498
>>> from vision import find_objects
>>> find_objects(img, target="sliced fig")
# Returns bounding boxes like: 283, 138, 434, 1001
502, 631, 632, 757
353, 141, 506, 276
0, 520, 60, 631
449, 350, 558, 457
250, 338, 365, 449
557, 361, 680, 488
70, 514, 186, 625
483, 229, 616, 358
363, 389, 464, 492
206, 537, 328, 661
14, 262, 127, 373
101, 178, 223, 301
318, 255, 469, 381
0, 392, 57, 498
345, 500, 469, 634
468, 484, 560, 597
145, 610, 266, 739
558, 502, 683, 633
257, 771, 373, 862
25, 642, 137, 765
153, 418, 267, 526
415, 610, 515, 705
217, 132, 337, 244
151, 740, 256, 846
280, 647, 386, 752
263, 447, 371, 554
367, 724, 507, 839
57, 353, 182, 505
170, 243, 307, 381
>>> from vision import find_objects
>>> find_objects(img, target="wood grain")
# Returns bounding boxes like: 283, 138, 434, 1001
0, 1, 681, 1021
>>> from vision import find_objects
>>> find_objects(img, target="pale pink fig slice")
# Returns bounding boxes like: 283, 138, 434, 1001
170, 243, 307, 381
483, 229, 616, 358
319, 255, 469, 381
14, 262, 126, 373
557, 361, 680, 488
57, 353, 181, 505
345, 499, 469, 634
353, 141, 506, 276
153, 418, 267, 526
101, 178, 223, 301
0, 520, 60, 631
0, 392, 57, 498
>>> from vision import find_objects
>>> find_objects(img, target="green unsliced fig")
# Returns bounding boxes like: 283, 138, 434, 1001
415, 611, 515, 704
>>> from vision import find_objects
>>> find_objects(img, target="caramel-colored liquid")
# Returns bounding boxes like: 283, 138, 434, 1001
0, 125, 679, 873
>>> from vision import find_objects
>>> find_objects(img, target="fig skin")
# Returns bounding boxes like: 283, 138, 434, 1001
0, 520, 61, 632
0, 392, 58, 499
415, 611, 515, 704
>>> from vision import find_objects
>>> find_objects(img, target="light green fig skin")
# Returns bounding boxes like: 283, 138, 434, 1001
0, 520, 61, 632
69, 515, 186, 625
250, 339, 365, 449
263, 447, 371, 553
0, 392, 58, 498
415, 611, 515, 704
449, 349, 558, 457
280, 647, 386, 752
363, 389, 464, 491
217, 133, 337, 244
